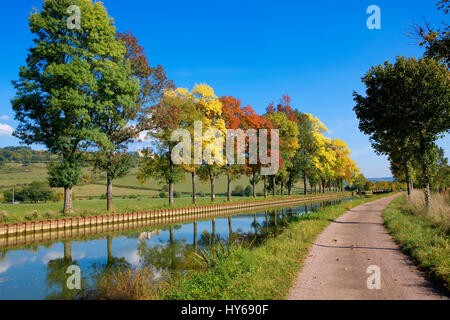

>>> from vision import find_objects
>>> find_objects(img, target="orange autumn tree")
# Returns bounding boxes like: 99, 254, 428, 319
220, 96, 245, 201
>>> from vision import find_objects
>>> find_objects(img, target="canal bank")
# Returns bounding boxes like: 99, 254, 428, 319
0, 195, 354, 299
0, 193, 350, 240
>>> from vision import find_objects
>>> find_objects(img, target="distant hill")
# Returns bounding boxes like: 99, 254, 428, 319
367, 177, 395, 182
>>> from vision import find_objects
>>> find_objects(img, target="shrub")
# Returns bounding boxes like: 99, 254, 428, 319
173, 191, 182, 198
199, 191, 205, 197
231, 185, 244, 197
90, 266, 158, 300
159, 191, 168, 198
52, 191, 64, 202
0, 211, 8, 223
44, 211, 56, 219
244, 185, 252, 197
100, 193, 107, 200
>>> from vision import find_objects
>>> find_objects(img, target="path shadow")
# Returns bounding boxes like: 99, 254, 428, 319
312, 243, 399, 251
327, 219, 382, 226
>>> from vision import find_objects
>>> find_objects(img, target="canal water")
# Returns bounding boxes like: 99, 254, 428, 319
0, 197, 352, 300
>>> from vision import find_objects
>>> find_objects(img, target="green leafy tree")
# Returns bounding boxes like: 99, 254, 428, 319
137, 90, 187, 205
286, 112, 316, 195
93, 32, 174, 212
354, 57, 449, 209
11, 0, 128, 213
0, 155, 5, 170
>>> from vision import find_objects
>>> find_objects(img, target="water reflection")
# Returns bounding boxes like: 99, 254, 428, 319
0, 197, 349, 299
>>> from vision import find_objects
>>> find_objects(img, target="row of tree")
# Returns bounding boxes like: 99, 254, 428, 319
0, 147, 55, 166
12, 0, 173, 213
354, 1, 450, 209
11, 0, 360, 213
137, 88, 361, 206
1, 181, 59, 203
350, 174, 399, 192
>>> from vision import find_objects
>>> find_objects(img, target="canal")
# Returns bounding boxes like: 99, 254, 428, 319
0, 197, 352, 299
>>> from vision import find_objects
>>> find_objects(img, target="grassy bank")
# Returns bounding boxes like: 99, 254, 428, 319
0, 192, 349, 224
148, 193, 393, 300
382, 193, 450, 294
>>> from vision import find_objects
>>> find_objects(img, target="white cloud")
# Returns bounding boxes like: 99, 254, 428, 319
0, 257, 28, 274
0, 261, 12, 274
0, 115, 10, 121
0, 123, 14, 136
42, 251, 63, 264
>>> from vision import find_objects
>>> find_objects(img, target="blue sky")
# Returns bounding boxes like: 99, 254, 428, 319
0, 0, 448, 178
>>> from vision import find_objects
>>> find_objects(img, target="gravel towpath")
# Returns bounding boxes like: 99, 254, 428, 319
288, 194, 448, 300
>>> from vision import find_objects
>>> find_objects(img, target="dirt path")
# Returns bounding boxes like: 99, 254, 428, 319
288, 194, 448, 300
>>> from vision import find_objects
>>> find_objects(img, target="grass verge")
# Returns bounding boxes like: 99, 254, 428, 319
382, 194, 450, 294
154, 193, 394, 300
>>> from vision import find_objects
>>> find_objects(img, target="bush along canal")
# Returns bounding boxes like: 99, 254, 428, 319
0, 194, 392, 300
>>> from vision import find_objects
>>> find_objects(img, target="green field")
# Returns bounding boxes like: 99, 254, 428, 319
0, 162, 306, 198
0, 161, 315, 223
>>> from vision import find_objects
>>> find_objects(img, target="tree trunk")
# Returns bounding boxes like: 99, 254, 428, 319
168, 180, 174, 206
252, 171, 256, 198
404, 161, 412, 198
63, 187, 74, 214
263, 176, 267, 198
193, 222, 198, 251
228, 216, 233, 242
420, 141, 432, 210
272, 175, 276, 196
63, 241, 72, 262
106, 175, 113, 211
192, 171, 197, 204
303, 171, 307, 195
265, 211, 269, 231
170, 226, 174, 244
424, 180, 431, 210
210, 176, 215, 202
107, 236, 113, 263
227, 175, 232, 202
280, 180, 284, 196
168, 144, 175, 206
288, 184, 292, 196
212, 218, 216, 239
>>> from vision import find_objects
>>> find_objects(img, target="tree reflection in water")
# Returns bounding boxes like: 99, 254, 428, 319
40, 198, 345, 299
45, 241, 86, 300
